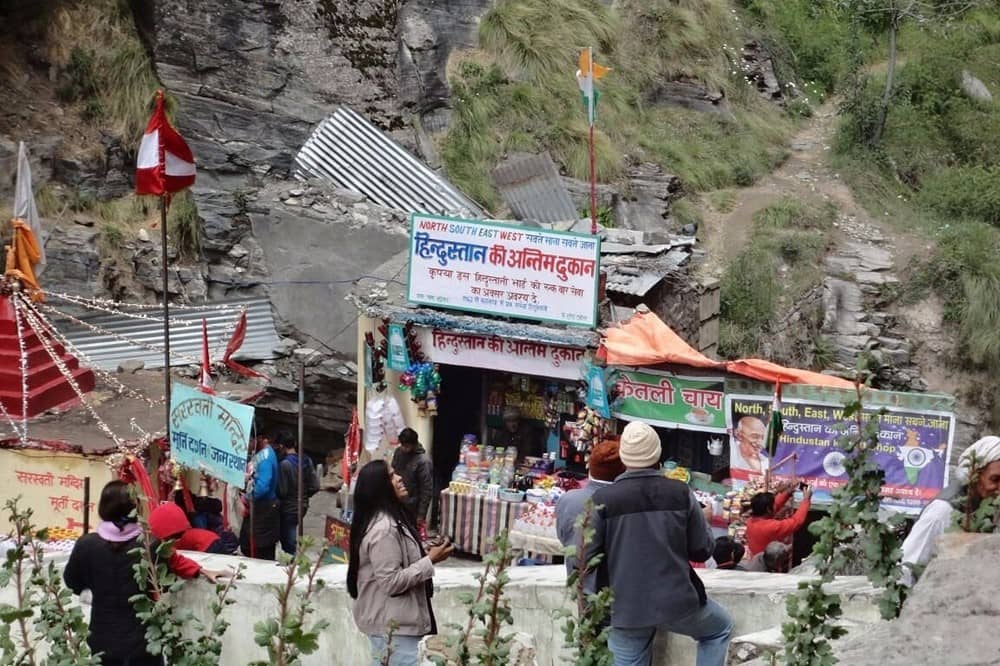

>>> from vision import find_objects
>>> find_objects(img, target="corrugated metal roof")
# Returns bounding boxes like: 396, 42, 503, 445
605, 269, 664, 297
492, 152, 579, 223
53, 298, 281, 371
292, 106, 485, 217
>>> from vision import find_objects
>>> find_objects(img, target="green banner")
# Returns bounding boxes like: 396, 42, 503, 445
614, 371, 727, 432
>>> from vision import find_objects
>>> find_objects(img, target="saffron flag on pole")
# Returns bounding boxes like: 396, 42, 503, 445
576, 48, 610, 126
199, 318, 215, 395
765, 382, 783, 458
135, 90, 196, 196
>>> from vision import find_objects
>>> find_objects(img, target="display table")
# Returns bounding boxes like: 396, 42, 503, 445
439, 490, 530, 557
438, 490, 557, 563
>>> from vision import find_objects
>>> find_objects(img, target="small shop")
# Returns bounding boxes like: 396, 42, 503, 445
352, 213, 960, 564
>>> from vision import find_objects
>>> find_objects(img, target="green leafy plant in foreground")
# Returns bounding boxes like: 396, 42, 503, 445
0, 497, 98, 666
131, 504, 244, 666
783, 379, 908, 665
250, 536, 329, 666
558, 500, 613, 666
435, 532, 516, 666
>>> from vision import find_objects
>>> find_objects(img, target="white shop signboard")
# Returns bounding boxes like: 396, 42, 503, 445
417, 328, 589, 381
407, 213, 600, 327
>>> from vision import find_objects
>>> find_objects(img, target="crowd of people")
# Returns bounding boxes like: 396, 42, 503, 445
60, 426, 1000, 666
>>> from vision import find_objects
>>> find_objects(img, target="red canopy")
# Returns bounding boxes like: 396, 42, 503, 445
599, 311, 854, 389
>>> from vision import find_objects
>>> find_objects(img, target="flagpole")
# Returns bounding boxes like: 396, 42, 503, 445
588, 46, 598, 236
161, 195, 171, 443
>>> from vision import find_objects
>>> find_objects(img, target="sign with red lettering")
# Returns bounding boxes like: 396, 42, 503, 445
417, 328, 589, 381
407, 214, 600, 327
613, 369, 727, 433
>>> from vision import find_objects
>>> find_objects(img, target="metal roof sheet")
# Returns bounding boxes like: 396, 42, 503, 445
292, 106, 485, 218
491, 153, 579, 223
605, 271, 665, 297
53, 297, 281, 371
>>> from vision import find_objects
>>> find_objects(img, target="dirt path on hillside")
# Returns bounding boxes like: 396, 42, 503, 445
698, 101, 923, 275
697, 101, 988, 443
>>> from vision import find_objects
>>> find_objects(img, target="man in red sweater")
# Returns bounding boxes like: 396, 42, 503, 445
745, 484, 813, 559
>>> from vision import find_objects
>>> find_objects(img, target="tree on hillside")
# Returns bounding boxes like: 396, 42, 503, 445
843, 0, 984, 145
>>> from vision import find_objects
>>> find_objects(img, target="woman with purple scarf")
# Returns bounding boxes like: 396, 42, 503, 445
63, 480, 228, 665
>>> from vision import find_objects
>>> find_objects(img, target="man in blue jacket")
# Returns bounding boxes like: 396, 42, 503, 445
588, 421, 734, 666
240, 434, 281, 560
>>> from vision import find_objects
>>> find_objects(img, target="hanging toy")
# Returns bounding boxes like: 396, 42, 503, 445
426, 390, 438, 416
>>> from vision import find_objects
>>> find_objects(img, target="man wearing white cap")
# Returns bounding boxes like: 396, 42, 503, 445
588, 421, 734, 666
900, 435, 1000, 586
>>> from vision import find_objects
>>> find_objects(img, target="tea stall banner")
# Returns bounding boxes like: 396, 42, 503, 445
169, 382, 255, 487
613, 370, 727, 433
407, 214, 600, 327
726, 387, 955, 513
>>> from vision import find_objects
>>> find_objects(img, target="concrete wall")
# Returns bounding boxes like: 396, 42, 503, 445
0, 552, 881, 665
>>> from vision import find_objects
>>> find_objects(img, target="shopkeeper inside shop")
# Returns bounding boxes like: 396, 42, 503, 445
494, 406, 545, 460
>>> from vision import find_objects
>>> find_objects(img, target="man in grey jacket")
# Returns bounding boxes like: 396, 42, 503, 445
589, 421, 734, 666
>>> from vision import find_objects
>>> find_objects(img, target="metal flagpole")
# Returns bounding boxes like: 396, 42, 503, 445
161, 196, 172, 442
297, 363, 305, 542
588, 46, 598, 236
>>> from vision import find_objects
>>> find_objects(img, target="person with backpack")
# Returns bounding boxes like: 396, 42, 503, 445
276, 428, 320, 555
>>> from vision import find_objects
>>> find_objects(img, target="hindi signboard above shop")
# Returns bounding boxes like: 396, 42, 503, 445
407, 214, 601, 327
416, 327, 588, 381
612, 370, 727, 433
169, 383, 255, 487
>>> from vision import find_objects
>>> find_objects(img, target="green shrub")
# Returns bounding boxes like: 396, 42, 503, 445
167, 191, 201, 259
918, 167, 1000, 225
753, 197, 836, 230
709, 190, 738, 213
719, 245, 779, 356
739, 0, 853, 93
58, 47, 99, 103
912, 221, 1000, 321
960, 276, 1000, 372
671, 198, 702, 230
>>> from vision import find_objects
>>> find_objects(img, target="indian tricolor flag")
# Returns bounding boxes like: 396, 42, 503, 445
765, 382, 783, 458
576, 48, 610, 126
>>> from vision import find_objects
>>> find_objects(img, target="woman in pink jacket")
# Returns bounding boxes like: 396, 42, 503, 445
347, 460, 453, 665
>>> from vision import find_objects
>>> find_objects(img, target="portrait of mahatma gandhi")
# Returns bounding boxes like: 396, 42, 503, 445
733, 416, 768, 472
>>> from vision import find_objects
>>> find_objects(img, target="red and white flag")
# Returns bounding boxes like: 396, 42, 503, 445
136, 90, 196, 196
199, 318, 215, 395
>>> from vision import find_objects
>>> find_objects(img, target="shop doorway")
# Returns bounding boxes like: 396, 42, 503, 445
430, 364, 483, 526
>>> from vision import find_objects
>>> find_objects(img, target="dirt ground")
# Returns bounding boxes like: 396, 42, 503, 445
4, 369, 263, 451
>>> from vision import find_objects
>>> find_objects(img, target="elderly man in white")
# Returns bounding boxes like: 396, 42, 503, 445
900, 435, 1000, 586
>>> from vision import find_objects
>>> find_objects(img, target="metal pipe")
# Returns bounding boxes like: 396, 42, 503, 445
297, 363, 305, 541
160, 198, 171, 441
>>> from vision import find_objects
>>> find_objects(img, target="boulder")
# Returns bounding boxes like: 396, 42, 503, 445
961, 70, 992, 103
645, 76, 727, 114
835, 534, 1000, 665
117, 359, 145, 374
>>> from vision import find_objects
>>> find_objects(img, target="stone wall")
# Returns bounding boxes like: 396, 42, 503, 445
650, 275, 721, 357
0, 554, 881, 665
